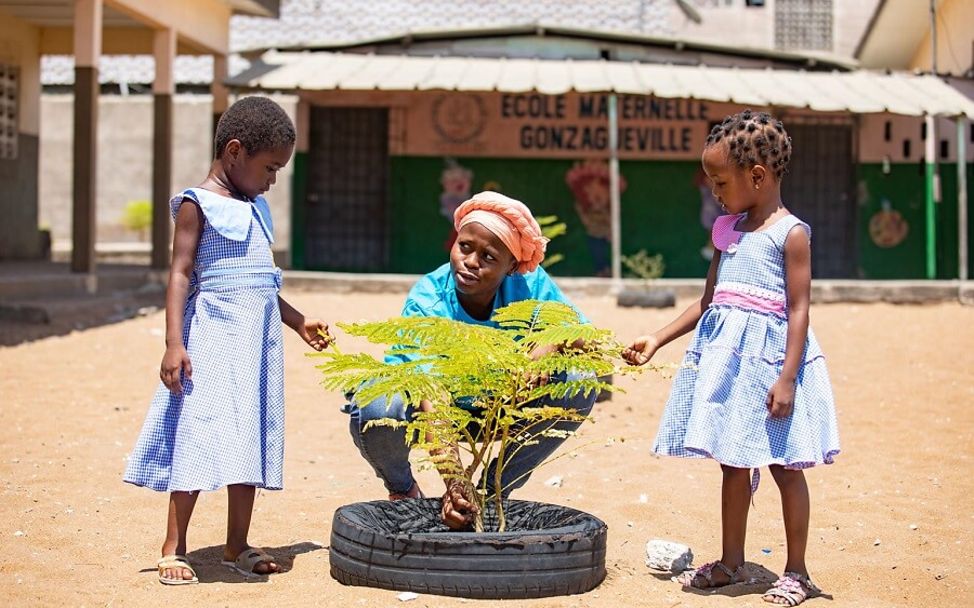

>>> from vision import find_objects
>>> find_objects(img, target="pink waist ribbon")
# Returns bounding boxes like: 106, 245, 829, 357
711, 288, 786, 316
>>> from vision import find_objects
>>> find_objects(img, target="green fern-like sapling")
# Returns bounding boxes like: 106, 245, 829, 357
312, 300, 626, 532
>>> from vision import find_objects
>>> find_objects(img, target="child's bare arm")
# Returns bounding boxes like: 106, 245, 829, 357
278, 296, 333, 351
161, 201, 203, 393
623, 251, 721, 365
768, 227, 811, 418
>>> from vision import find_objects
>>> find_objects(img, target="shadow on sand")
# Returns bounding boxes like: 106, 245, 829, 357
138, 541, 326, 584
644, 561, 834, 602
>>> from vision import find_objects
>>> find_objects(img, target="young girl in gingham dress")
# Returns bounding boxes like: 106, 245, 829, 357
124, 97, 332, 586
625, 110, 839, 606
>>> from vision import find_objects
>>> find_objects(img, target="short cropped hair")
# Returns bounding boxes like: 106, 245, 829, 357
213, 96, 296, 159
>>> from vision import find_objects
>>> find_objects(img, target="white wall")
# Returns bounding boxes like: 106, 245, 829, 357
859, 113, 974, 164
670, 0, 880, 59
39, 93, 295, 253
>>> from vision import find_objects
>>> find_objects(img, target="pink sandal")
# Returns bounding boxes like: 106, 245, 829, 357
762, 571, 820, 606
676, 560, 745, 589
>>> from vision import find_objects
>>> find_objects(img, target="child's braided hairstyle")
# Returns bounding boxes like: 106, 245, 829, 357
705, 109, 792, 180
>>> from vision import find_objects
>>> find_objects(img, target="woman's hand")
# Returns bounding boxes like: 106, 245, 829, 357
766, 377, 796, 418
160, 345, 192, 394
440, 481, 479, 530
524, 344, 557, 388
298, 318, 333, 351
623, 334, 660, 366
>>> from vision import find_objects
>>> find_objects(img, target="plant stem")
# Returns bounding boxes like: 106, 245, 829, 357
494, 425, 509, 532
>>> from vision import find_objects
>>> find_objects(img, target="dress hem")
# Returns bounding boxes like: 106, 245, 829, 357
651, 446, 840, 470
122, 477, 283, 493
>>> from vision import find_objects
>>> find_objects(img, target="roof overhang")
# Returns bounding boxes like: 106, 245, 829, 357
856, 0, 941, 69
238, 23, 857, 71
227, 51, 974, 118
0, 0, 275, 55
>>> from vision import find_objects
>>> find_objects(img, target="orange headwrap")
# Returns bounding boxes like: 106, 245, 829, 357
453, 191, 548, 274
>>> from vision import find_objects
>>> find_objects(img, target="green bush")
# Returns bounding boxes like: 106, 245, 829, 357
122, 200, 152, 240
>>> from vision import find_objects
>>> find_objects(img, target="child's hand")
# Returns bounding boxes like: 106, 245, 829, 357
299, 318, 334, 351
623, 334, 660, 366
160, 345, 192, 394
766, 378, 796, 418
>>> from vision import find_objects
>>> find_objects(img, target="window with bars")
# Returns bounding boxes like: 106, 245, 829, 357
775, 0, 833, 51
0, 63, 17, 160
304, 107, 390, 271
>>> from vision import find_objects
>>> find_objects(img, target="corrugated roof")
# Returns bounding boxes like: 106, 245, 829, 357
228, 52, 974, 118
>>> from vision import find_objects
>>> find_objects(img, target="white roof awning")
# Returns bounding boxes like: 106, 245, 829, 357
228, 51, 974, 118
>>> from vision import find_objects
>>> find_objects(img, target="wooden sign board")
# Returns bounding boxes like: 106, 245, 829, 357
406, 91, 717, 160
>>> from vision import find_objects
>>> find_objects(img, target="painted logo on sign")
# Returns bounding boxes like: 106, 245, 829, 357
432, 94, 487, 144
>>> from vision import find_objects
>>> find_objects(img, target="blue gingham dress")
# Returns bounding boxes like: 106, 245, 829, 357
124, 188, 285, 492
654, 214, 840, 479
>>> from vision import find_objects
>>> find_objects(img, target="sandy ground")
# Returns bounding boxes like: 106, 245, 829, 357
1, 291, 972, 608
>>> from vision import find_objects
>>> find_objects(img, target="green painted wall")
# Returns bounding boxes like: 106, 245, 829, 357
292, 153, 974, 279
291, 151, 308, 270
857, 162, 974, 279
388, 156, 711, 277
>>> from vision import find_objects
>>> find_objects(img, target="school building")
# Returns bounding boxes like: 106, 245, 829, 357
7, 0, 973, 282
225, 23, 974, 280
0, 0, 280, 271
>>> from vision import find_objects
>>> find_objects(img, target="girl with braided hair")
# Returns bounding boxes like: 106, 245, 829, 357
624, 110, 839, 605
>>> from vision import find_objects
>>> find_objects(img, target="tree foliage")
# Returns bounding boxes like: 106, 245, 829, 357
312, 300, 642, 531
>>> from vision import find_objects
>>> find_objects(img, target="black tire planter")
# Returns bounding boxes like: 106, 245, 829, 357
616, 288, 676, 308
329, 498, 607, 599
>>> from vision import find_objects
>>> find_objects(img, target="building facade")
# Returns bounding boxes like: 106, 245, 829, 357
281, 82, 973, 280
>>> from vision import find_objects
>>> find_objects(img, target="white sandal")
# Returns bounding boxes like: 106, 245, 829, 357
157, 554, 198, 585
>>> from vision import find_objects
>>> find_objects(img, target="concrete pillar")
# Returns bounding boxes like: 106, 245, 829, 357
71, 0, 102, 273
151, 26, 176, 270
211, 53, 228, 156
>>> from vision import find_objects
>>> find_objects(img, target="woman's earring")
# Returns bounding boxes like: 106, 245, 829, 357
754, 184, 760, 190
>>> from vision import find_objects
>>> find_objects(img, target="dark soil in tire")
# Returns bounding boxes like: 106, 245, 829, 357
329, 498, 607, 599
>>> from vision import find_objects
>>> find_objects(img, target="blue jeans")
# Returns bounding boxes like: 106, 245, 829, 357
344, 371, 597, 498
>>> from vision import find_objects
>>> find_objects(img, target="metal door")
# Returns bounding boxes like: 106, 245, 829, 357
304, 107, 389, 271
781, 121, 857, 278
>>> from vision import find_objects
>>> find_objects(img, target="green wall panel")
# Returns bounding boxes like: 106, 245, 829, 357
290, 151, 308, 270
388, 156, 711, 277
857, 162, 974, 279
292, 154, 974, 279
